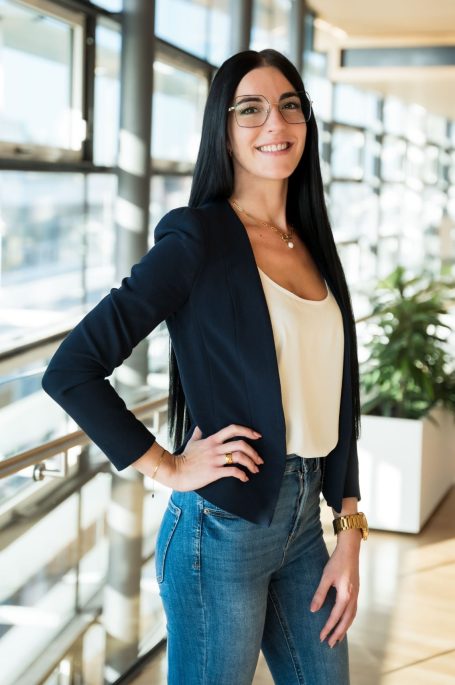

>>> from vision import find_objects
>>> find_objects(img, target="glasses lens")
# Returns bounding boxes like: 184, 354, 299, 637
279, 92, 311, 123
233, 92, 312, 127
234, 95, 268, 127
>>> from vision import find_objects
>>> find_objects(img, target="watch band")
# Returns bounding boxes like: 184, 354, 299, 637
332, 512, 369, 541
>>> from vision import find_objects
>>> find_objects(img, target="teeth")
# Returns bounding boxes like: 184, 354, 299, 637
258, 143, 290, 152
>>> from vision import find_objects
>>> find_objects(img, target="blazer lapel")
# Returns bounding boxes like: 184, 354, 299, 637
220, 198, 288, 459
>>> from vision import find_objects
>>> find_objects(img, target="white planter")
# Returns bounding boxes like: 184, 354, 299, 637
358, 406, 455, 533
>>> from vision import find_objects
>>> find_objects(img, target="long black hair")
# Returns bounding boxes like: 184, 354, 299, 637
168, 48, 361, 451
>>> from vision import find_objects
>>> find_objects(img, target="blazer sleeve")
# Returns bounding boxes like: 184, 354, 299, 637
342, 435, 361, 502
41, 206, 206, 471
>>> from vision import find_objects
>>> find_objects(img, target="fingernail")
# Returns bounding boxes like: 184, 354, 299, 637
253, 431, 262, 436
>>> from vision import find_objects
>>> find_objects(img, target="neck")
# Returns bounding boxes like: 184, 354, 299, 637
230, 175, 289, 229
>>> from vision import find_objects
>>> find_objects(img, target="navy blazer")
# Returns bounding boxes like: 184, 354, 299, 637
42, 196, 361, 526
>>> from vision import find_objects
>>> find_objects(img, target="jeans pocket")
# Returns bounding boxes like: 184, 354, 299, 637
202, 491, 253, 519
202, 500, 240, 520
155, 497, 182, 584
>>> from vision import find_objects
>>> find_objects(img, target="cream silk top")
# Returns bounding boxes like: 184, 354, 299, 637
257, 267, 344, 458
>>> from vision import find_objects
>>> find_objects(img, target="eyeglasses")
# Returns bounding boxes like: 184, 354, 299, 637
227, 90, 313, 127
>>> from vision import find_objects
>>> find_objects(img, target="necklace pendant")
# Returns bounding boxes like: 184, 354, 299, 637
287, 240, 294, 248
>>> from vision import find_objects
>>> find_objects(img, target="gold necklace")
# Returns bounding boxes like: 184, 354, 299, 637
230, 198, 295, 249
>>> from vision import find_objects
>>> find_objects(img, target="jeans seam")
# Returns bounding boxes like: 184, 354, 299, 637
279, 471, 310, 569
267, 583, 305, 685
195, 497, 207, 684
192, 497, 202, 571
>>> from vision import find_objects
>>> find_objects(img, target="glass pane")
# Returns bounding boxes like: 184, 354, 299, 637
379, 183, 405, 237
381, 135, 406, 182
383, 96, 408, 137
304, 74, 332, 123
93, 0, 122, 10
449, 151, 455, 186
0, 0, 82, 150
148, 175, 193, 394
152, 62, 207, 163
407, 103, 426, 145
78, 473, 111, 607
426, 113, 448, 146
0, 492, 79, 685
333, 83, 380, 130
364, 131, 380, 184
0, 467, 167, 685
406, 144, 425, 183
331, 126, 364, 180
329, 182, 379, 244
94, 22, 122, 167
86, 175, 117, 304
251, 0, 292, 56
337, 241, 361, 284
156, 0, 231, 64
377, 236, 400, 279
422, 145, 439, 185
0, 363, 76, 464
0, 172, 117, 349
450, 122, 455, 147
207, 0, 232, 64
380, 184, 425, 268
150, 175, 193, 229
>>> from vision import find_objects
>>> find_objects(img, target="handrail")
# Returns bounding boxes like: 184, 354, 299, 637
0, 323, 76, 362
0, 367, 47, 387
0, 393, 169, 479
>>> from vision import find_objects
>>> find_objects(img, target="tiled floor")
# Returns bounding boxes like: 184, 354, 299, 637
132, 486, 455, 684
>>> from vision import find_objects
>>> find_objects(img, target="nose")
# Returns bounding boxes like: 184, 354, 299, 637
265, 103, 288, 130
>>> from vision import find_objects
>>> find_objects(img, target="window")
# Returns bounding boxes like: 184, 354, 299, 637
331, 126, 365, 180
251, 0, 292, 56
0, 171, 117, 348
152, 60, 207, 164
0, 0, 85, 160
156, 0, 232, 65
94, 19, 122, 166
333, 83, 380, 130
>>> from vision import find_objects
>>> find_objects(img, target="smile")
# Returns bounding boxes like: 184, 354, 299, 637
256, 142, 293, 153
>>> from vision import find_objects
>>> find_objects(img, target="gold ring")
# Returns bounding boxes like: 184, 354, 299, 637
225, 452, 234, 465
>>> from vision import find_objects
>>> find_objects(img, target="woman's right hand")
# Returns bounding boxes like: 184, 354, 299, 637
172, 424, 264, 492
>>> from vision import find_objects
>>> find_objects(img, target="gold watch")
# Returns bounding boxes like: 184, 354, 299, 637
332, 512, 369, 541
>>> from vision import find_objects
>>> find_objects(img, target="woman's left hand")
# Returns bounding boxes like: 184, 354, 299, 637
309, 533, 361, 648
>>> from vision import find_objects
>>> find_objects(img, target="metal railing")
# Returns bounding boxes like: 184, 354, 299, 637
0, 393, 169, 481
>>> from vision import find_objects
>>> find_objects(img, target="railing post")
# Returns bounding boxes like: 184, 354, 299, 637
103, 467, 145, 680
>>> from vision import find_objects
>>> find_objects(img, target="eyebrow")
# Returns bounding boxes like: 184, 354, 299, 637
235, 91, 299, 105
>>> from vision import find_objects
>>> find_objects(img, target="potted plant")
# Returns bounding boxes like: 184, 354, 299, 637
358, 265, 455, 533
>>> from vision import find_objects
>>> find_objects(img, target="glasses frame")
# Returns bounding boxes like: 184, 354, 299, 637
227, 90, 313, 128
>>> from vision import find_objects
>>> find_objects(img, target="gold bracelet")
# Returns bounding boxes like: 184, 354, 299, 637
152, 447, 167, 498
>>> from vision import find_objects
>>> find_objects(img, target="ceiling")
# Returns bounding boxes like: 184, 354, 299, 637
306, 0, 455, 119
306, 0, 455, 38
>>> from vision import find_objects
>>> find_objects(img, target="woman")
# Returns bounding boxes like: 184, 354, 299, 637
42, 49, 368, 684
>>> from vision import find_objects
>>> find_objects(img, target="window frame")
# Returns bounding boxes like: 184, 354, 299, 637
0, 0, 86, 161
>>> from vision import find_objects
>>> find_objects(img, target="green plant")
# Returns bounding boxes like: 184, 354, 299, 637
360, 265, 455, 420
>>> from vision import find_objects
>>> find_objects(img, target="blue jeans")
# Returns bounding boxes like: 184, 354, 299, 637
155, 454, 350, 685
